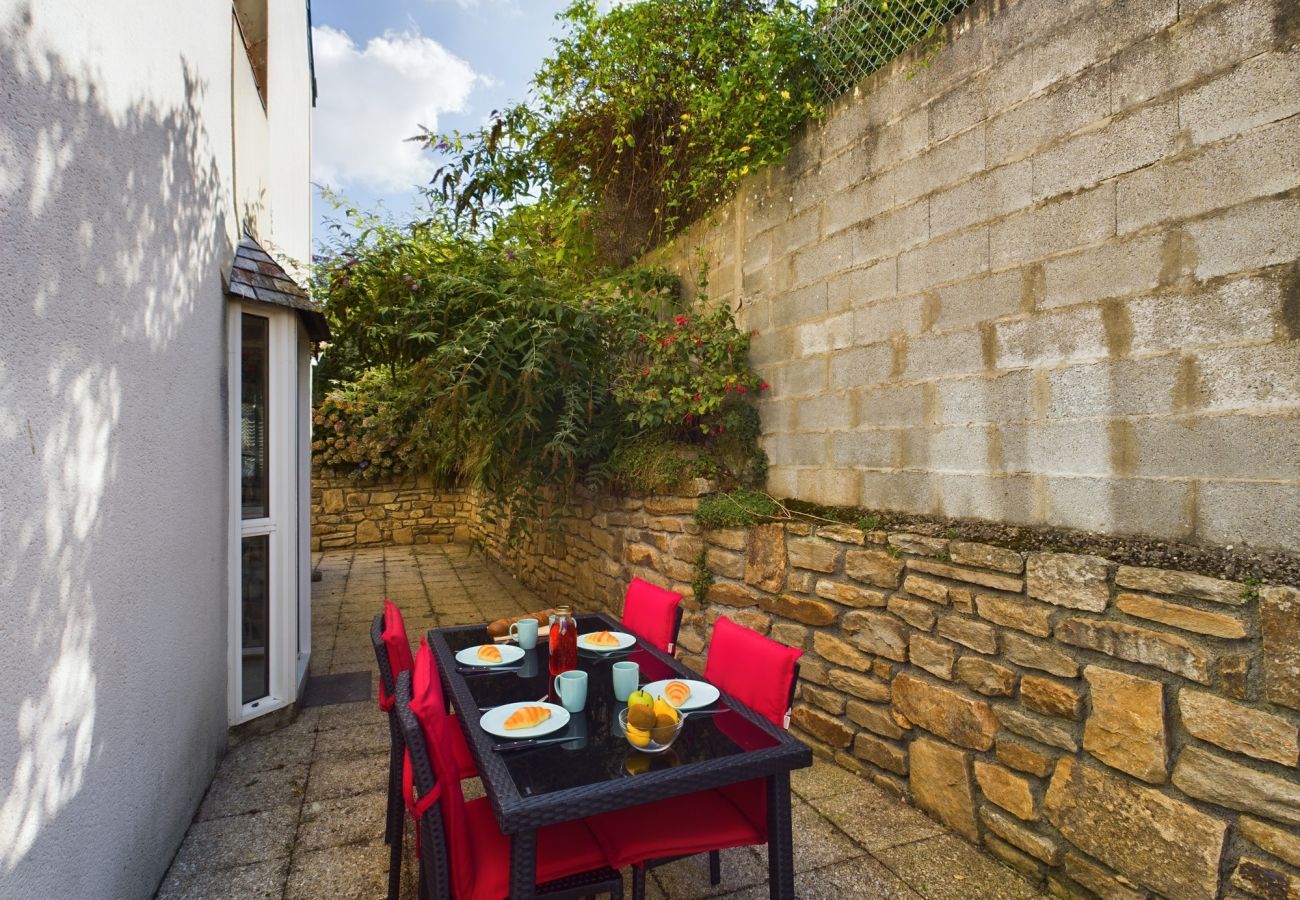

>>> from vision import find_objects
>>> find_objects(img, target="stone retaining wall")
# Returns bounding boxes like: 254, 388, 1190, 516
314, 474, 1300, 898
310, 470, 470, 550
475, 498, 1300, 899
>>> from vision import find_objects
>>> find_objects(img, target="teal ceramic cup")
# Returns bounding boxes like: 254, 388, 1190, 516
553, 670, 588, 712
612, 660, 639, 702
509, 618, 538, 650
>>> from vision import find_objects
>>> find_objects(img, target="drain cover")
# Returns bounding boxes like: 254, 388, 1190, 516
301, 671, 372, 707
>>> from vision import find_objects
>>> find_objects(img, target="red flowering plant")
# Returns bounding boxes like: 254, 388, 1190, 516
614, 301, 767, 440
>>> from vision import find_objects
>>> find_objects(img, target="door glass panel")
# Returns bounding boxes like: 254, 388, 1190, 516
241, 534, 271, 704
241, 314, 269, 519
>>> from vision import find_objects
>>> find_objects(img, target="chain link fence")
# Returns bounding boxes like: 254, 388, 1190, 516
813, 0, 974, 103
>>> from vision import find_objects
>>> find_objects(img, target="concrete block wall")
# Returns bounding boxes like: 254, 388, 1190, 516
652, 0, 1300, 549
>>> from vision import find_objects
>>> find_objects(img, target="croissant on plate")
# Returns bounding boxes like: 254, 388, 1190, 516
503, 706, 551, 730
663, 681, 692, 707
585, 630, 620, 647
477, 645, 503, 662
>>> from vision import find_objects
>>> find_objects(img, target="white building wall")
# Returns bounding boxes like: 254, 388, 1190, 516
233, 1, 312, 269
0, 0, 312, 895
266, 0, 313, 271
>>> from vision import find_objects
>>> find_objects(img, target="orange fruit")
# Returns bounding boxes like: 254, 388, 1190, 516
628, 706, 656, 730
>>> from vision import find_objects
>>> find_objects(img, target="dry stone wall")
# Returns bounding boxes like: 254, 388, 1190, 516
310, 469, 471, 550
651, 0, 1300, 549
314, 479, 1299, 897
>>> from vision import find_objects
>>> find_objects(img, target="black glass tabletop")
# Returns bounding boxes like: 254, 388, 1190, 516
433, 615, 782, 801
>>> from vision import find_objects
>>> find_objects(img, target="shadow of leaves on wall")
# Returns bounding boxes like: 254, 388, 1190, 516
0, 6, 233, 892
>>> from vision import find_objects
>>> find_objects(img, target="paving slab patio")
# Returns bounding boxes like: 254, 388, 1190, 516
158, 544, 1045, 899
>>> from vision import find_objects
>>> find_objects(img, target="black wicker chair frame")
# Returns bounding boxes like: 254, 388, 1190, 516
428, 613, 810, 899
393, 671, 624, 900
372, 614, 407, 900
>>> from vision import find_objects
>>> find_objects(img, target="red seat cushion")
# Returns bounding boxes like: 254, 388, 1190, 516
378, 599, 415, 711
408, 641, 604, 899
460, 799, 610, 900
704, 616, 802, 729
622, 578, 683, 653
588, 789, 765, 869
719, 779, 767, 835
400, 616, 477, 779
447, 716, 479, 781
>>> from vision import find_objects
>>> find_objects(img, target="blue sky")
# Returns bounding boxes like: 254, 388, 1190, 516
309, 0, 572, 247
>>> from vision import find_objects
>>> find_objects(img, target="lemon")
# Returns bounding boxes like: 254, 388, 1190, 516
626, 724, 652, 748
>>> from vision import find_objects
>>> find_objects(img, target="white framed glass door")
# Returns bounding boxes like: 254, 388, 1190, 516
228, 305, 306, 723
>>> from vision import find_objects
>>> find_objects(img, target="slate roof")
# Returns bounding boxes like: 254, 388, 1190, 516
225, 232, 331, 342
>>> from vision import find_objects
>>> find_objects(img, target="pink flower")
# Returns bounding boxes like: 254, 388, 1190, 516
760, 382, 769, 391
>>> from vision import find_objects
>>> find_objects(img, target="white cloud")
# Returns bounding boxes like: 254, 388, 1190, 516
426, 0, 518, 9
311, 25, 479, 193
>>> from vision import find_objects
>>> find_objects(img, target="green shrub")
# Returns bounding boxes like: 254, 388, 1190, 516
615, 302, 768, 438
692, 548, 714, 605
695, 489, 782, 528
312, 368, 409, 478
603, 437, 718, 495
426, 0, 821, 265
315, 210, 768, 532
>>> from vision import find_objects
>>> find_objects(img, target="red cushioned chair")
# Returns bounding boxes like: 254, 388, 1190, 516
700, 616, 802, 891
589, 616, 801, 900
620, 578, 683, 654
396, 642, 623, 900
372, 602, 478, 900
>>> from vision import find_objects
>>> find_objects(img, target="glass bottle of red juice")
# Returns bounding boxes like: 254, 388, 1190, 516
548, 605, 578, 679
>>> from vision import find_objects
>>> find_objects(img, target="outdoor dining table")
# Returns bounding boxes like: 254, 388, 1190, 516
428, 613, 813, 899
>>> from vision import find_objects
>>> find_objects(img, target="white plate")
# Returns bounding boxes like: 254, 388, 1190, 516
577, 630, 636, 653
480, 702, 570, 739
642, 679, 721, 711
455, 644, 526, 667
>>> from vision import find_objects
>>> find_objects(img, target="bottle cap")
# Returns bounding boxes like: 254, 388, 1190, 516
556, 604, 571, 615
